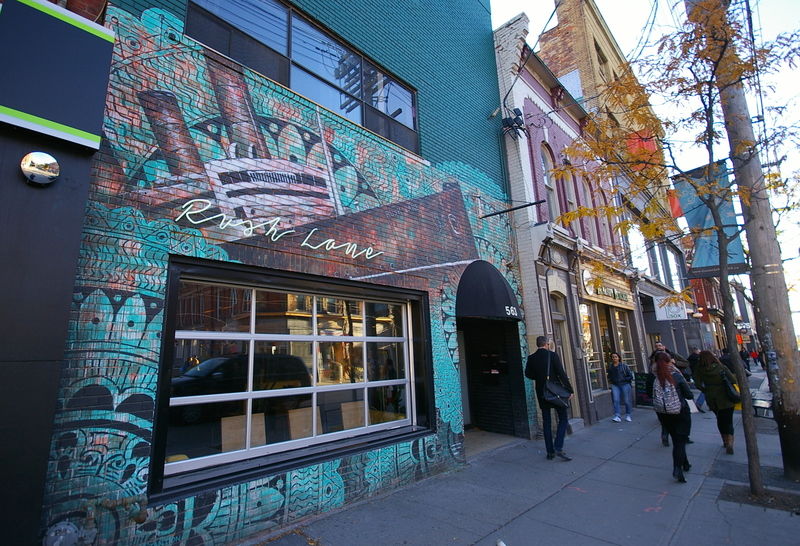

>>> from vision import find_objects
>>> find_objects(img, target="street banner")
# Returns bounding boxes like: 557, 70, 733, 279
673, 161, 748, 278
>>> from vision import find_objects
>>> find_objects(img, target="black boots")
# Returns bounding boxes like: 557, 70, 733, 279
673, 465, 687, 483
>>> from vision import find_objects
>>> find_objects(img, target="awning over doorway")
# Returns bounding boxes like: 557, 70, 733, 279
456, 260, 522, 321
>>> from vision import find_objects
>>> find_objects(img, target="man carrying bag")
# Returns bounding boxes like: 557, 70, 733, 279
525, 336, 574, 461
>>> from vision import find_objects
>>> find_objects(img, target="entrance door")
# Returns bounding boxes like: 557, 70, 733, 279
459, 319, 522, 436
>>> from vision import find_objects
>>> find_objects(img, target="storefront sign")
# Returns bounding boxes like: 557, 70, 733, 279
582, 269, 635, 309
653, 296, 687, 321
176, 198, 384, 261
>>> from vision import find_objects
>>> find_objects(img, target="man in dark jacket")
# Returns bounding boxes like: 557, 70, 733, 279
525, 336, 574, 461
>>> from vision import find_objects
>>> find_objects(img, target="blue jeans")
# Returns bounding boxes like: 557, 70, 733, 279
695, 391, 706, 408
610, 383, 632, 417
541, 404, 569, 454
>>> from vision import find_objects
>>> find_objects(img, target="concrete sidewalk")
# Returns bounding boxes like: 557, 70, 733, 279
248, 369, 798, 545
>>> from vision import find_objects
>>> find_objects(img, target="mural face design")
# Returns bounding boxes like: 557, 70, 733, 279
42, 6, 523, 543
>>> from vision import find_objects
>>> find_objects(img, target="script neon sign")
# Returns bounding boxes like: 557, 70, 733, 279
175, 199, 384, 261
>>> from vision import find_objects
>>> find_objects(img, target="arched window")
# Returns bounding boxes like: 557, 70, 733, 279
540, 145, 558, 223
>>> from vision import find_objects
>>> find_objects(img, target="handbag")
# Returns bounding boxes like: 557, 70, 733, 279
720, 370, 741, 403
543, 351, 570, 408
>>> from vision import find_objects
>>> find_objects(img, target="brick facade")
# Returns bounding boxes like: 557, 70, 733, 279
25, 0, 528, 543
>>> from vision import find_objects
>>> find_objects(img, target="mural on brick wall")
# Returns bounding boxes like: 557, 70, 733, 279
42, 6, 524, 544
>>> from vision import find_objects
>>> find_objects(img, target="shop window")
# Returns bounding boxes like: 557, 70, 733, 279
185, 0, 418, 152
151, 260, 431, 494
580, 303, 605, 390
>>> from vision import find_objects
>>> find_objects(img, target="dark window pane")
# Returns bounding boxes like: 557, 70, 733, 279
364, 106, 418, 153
230, 30, 289, 84
253, 341, 313, 389
171, 339, 249, 396
192, 0, 288, 54
291, 15, 360, 97
252, 393, 314, 444
364, 301, 404, 337
318, 389, 365, 433
369, 385, 406, 424
166, 400, 247, 461
291, 66, 361, 121
366, 342, 404, 380
176, 281, 251, 331
317, 341, 364, 384
255, 290, 313, 334
363, 62, 414, 128
185, 4, 231, 54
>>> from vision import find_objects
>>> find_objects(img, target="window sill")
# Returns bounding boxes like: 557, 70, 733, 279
149, 425, 431, 504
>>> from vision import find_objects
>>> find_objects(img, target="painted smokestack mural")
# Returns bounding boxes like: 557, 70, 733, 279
39, 5, 523, 544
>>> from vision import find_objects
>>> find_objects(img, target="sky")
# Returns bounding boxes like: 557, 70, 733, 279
489, 0, 800, 334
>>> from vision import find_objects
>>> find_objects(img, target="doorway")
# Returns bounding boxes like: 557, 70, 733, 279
458, 318, 526, 436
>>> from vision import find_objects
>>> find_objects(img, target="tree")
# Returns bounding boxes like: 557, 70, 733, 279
557, 0, 800, 488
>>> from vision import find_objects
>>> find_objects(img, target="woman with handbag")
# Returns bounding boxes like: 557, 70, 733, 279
652, 351, 694, 483
524, 336, 574, 461
693, 350, 738, 454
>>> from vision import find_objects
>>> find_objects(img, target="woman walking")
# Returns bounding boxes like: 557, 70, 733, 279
693, 350, 738, 454
606, 352, 634, 422
652, 351, 694, 483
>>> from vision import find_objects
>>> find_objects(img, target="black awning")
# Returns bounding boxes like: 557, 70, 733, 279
455, 260, 522, 321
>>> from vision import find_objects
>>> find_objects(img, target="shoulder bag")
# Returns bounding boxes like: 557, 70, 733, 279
543, 351, 571, 408
720, 369, 741, 403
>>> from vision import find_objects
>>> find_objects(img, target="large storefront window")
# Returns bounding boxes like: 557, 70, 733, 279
580, 303, 604, 390
152, 262, 430, 492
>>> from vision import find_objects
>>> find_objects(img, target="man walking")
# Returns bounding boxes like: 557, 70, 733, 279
525, 336, 574, 461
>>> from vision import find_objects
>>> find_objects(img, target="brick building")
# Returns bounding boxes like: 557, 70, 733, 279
0, 0, 533, 543
495, 13, 637, 427
536, 0, 696, 371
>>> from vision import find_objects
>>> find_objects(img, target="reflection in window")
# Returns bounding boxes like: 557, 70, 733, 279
176, 282, 251, 331
317, 341, 364, 384
166, 280, 411, 475
581, 304, 604, 390
318, 390, 365, 432
291, 65, 361, 122
185, 0, 417, 150
367, 342, 404, 380
193, 0, 288, 54
369, 385, 406, 424
364, 62, 414, 129
316, 297, 362, 336
255, 290, 312, 335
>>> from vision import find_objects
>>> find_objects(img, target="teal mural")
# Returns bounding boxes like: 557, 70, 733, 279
41, 5, 524, 543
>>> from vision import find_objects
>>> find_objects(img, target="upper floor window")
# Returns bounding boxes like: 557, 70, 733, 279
186, 0, 418, 152
540, 145, 558, 223
665, 248, 683, 290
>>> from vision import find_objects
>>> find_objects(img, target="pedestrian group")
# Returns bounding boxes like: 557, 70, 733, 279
525, 336, 744, 483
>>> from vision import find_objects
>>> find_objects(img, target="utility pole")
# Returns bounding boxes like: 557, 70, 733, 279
689, 0, 800, 481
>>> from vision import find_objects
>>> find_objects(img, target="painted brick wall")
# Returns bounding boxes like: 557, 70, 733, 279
37, 1, 525, 543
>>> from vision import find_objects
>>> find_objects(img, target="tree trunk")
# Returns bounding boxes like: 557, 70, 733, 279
713, 2, 800, 482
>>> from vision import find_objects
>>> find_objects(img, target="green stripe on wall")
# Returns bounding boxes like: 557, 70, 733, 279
0, 104, 101, 145
16, 0, 114, 43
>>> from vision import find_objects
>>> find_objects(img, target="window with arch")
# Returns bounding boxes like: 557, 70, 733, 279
540, 144, 558, 223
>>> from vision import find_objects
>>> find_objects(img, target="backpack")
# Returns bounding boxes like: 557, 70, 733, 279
653, 377, 682, 414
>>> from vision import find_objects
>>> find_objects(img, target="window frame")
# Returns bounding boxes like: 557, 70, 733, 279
184, 0, 418, 152
149, 257, 434, 497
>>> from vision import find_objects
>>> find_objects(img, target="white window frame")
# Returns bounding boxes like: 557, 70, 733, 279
164, 280, 416, 476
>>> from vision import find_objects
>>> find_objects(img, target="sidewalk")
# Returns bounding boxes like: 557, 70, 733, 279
247, 369, 798, 545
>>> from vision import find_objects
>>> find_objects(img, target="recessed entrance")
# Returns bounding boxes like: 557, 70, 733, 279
455, 261, 527, 438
